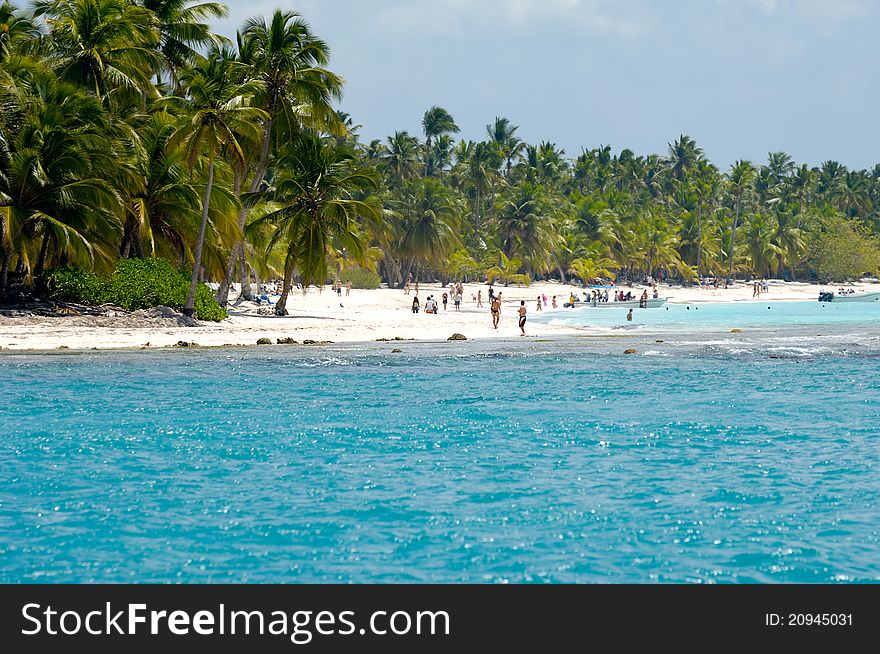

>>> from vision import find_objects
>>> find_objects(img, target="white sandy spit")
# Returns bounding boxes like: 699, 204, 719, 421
0, 279, 877, 351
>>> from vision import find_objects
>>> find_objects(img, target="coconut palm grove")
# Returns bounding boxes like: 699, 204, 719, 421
3, 1, 880, 319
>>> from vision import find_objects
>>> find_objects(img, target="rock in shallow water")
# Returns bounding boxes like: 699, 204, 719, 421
448, 333, 467, 341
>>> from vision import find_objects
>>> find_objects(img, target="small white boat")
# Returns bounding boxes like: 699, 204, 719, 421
818, 291, 880, 303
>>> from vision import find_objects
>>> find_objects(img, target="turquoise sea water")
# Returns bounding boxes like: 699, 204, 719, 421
2, 330, 879, 583
539, 299, 880, 332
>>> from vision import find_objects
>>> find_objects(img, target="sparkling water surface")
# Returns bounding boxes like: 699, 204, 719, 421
539, 299, 880, 332
2, 334, 879, 583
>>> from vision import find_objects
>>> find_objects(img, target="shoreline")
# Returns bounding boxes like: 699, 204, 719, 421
1, 279, 878, 352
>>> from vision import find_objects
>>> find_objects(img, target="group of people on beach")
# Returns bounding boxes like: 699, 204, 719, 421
752, 278, 769, 297
408, 281, 535, 335
410, 282, 466, 314
333, 279, 351, 298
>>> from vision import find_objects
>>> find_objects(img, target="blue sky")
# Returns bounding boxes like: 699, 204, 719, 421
218, 0, 880, 170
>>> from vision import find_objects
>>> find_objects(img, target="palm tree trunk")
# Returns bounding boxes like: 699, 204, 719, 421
474, 187, 481, 234
695, 202, 702, 276
34, 231, 51, 277
551, 252, 567, 283
0, 247, 9, 294
239, 250, 250, 299
0, 213, 9, 293
217, 168, 244, 304
274, 255, 295, 316
131, 228, 144, 258
424, 136, 432, 178
727, 201, 740, 283
183, 158, 215, 317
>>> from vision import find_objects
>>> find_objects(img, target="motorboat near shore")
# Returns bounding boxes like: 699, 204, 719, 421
564, 297, 670, 308
818, 290, 880, 302
589, 297, 669, 308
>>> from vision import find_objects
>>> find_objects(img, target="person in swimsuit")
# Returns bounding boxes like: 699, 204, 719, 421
412, 296, 420, 313
536, 296, 542, 311
477, 290, 483, 307
442, 292, 448, 311
552, 295, 557, 308
518, 300, 527, 335
626, 309, 633, 321
491, 296, 501, 329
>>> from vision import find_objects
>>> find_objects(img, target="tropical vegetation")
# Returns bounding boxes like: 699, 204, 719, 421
3, 1, 880, 322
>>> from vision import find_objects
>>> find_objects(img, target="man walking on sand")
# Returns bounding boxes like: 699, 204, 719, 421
518, 300, 527, 335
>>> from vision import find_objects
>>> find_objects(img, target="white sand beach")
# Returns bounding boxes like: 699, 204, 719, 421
1, 279, 878, 351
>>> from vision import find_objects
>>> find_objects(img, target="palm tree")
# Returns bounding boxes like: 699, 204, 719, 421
667, 134, 704, 183
123, 110, 205, 262
486, 251, 529, 286
744, 212, 781, 276
170, 49, 266, 317
34, 0, 161, 104
467, 141, 501, 235
0, 1, 36, 62
383, 131, 421, 180
569, 254, 614, 287
421, 105, 458, 177
691, 160, 720, 275
217, 9, 343, 303
0, 74, 123, 288
139, 0, 229, 86
486, 116, 524, 178
493, 181, 554, 273
395, 177, 460, 281
772, 210, 804, 279
767, 151, 795, 183
726, 159, 756, 283
246, 131, 381, 315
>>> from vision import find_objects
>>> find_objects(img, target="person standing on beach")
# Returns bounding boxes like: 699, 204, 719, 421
552, 295, 557, 308
518, 301, 527, 335
490, 295, 501, 329
477, 290, 483, 307
454, 289, 462, 312
536, 296, 542, 311
412, 296, 420, 313
442, 292, 448, 311
346, 280, 351, 296
488, 285, 495, 303
404, 280, 410, 295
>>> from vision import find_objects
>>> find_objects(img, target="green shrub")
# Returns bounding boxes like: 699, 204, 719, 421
45, 267, 106, 304
194, 283, 227, 321
104, 258, 187, 310
343, 266, 381, 289
45, 258, 227, 321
